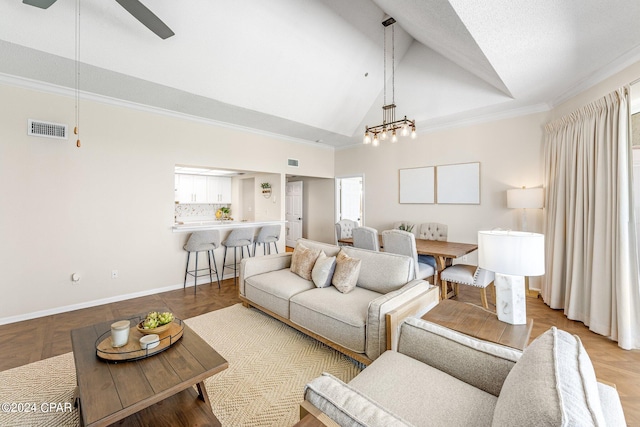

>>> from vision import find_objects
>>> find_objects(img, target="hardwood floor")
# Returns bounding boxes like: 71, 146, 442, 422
0, 278, 638, 425
0, 278, 241, 373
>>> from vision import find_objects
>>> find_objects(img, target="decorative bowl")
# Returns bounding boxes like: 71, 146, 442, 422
136, 321, 172, 335
139, 334, 160, 350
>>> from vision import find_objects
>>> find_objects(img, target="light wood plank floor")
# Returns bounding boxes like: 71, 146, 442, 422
0, 278, 638, 425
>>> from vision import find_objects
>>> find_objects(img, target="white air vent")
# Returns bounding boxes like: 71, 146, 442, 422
287, 158, 299, 167
28, 119, 68, 140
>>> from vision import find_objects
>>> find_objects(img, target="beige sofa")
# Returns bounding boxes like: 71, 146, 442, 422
302, 317, 627, 426
239, 238, 439, 365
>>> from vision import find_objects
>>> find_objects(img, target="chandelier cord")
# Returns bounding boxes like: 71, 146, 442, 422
383, 23, 387, 107
75, 0, 81, 148
392, 24, 395, 106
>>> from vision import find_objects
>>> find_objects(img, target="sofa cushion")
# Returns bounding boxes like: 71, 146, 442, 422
290, 286, 381, 353
304, 373, 413, 427
290, 243, 321, 280
492, 327, 606, 427
311, 251, 336, 288
244, 269, 315, 318
340, 246, 413, 293
348, 351, 497, 426
332, 250, 361, 293
296, 238, 341, 257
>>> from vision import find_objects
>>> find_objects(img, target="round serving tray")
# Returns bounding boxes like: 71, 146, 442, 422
96, 318, 184, 362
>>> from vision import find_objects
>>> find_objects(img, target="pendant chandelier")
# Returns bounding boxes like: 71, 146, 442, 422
364, 17, 416, 146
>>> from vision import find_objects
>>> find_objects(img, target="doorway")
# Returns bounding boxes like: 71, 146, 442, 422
285, 181, 303, 247
336, 175, 363, 225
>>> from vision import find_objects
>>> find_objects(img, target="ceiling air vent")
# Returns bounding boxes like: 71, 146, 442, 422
287, 158, 299, 167
27, 119, 68, 140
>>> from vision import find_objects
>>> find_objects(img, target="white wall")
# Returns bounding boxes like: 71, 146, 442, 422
335, 111, 548, 288
0, 83, 334, 323
297, 177, 335, 244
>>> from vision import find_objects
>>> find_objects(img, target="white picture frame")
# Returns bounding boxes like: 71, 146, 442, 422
399, 167, 435, 204
436, 162, 480, 204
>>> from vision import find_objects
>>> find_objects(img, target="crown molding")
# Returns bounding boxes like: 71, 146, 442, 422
0, 72, 335, 151
551, 45, 640, 108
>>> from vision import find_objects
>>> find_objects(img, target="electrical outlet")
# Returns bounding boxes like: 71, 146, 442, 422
111, 270, 119, 279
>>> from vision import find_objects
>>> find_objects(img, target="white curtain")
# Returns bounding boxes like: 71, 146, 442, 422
543, 87, 640, 350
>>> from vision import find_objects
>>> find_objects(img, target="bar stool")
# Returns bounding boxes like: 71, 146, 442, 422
253, 224, 281, 256
222, 227, 255, 285
183, 230, 221, 294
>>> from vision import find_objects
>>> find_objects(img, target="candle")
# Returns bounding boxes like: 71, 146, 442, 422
111, 320, 130, 348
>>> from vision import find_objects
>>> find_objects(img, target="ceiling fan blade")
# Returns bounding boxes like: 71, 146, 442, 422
22, 0, 58, 9
115, 0, 175, 39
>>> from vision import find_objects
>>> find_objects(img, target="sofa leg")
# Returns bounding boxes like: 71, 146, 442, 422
242, 301, 251, 308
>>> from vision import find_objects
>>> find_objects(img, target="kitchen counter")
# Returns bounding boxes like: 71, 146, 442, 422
172, 219, 286, 233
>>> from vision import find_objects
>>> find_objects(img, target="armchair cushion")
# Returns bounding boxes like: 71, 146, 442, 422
492, 327, 606, 426
398, 318, 520, 397
348, 351, 497, 427
304, 373, 413, 427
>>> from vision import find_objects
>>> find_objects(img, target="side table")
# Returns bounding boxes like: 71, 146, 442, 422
421, 299, 533, 351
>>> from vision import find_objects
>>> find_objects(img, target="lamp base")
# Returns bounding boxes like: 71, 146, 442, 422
494, 273, 527, 325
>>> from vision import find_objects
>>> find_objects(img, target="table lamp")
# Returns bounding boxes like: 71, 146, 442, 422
478, 230, 545, 325
506, 187, 544, 231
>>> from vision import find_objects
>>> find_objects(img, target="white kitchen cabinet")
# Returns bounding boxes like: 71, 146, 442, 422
176, 174, 232, 204
207, 176, 232, 203
175, 174, 209, 203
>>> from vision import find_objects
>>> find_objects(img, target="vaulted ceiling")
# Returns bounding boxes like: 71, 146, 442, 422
2, 0, 640, 148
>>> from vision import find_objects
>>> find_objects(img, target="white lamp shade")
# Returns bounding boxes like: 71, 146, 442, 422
507, 188, 544, 209
478, 230, 545, 276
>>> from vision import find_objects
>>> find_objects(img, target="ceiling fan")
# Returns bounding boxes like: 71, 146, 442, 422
22, 0, 175, 39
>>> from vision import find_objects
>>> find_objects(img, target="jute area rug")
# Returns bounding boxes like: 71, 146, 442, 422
0, 304, 362, 426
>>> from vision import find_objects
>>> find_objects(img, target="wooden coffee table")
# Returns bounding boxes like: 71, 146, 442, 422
421, 299, 533, 351
71, 315, 228, 427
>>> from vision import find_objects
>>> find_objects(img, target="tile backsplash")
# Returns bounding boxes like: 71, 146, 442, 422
175, 203, 230, 222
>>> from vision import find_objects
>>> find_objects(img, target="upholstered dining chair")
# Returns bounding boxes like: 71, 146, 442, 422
417, 222, 448, 269
381, 229, 435, 281
352, 226, 379, 251
335, 219, 358, 245
440, 264, 495, 309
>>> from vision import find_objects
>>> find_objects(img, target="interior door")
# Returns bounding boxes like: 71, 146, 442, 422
286, 181, 303, 247
337, 176, 363, 225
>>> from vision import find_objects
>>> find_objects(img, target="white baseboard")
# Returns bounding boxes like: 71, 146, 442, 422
0, 272, 237, 326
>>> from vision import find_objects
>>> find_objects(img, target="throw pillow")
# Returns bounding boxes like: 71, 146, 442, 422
492, 326, 606, 427
332, 250, 361, 293
311, 251, 336, 288
290, 243, 321, 281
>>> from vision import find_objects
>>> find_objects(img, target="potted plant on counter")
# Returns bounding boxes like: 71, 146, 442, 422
217, 206, 231, 220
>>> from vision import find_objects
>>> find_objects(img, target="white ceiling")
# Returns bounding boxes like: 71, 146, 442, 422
2, 0, 640, 148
